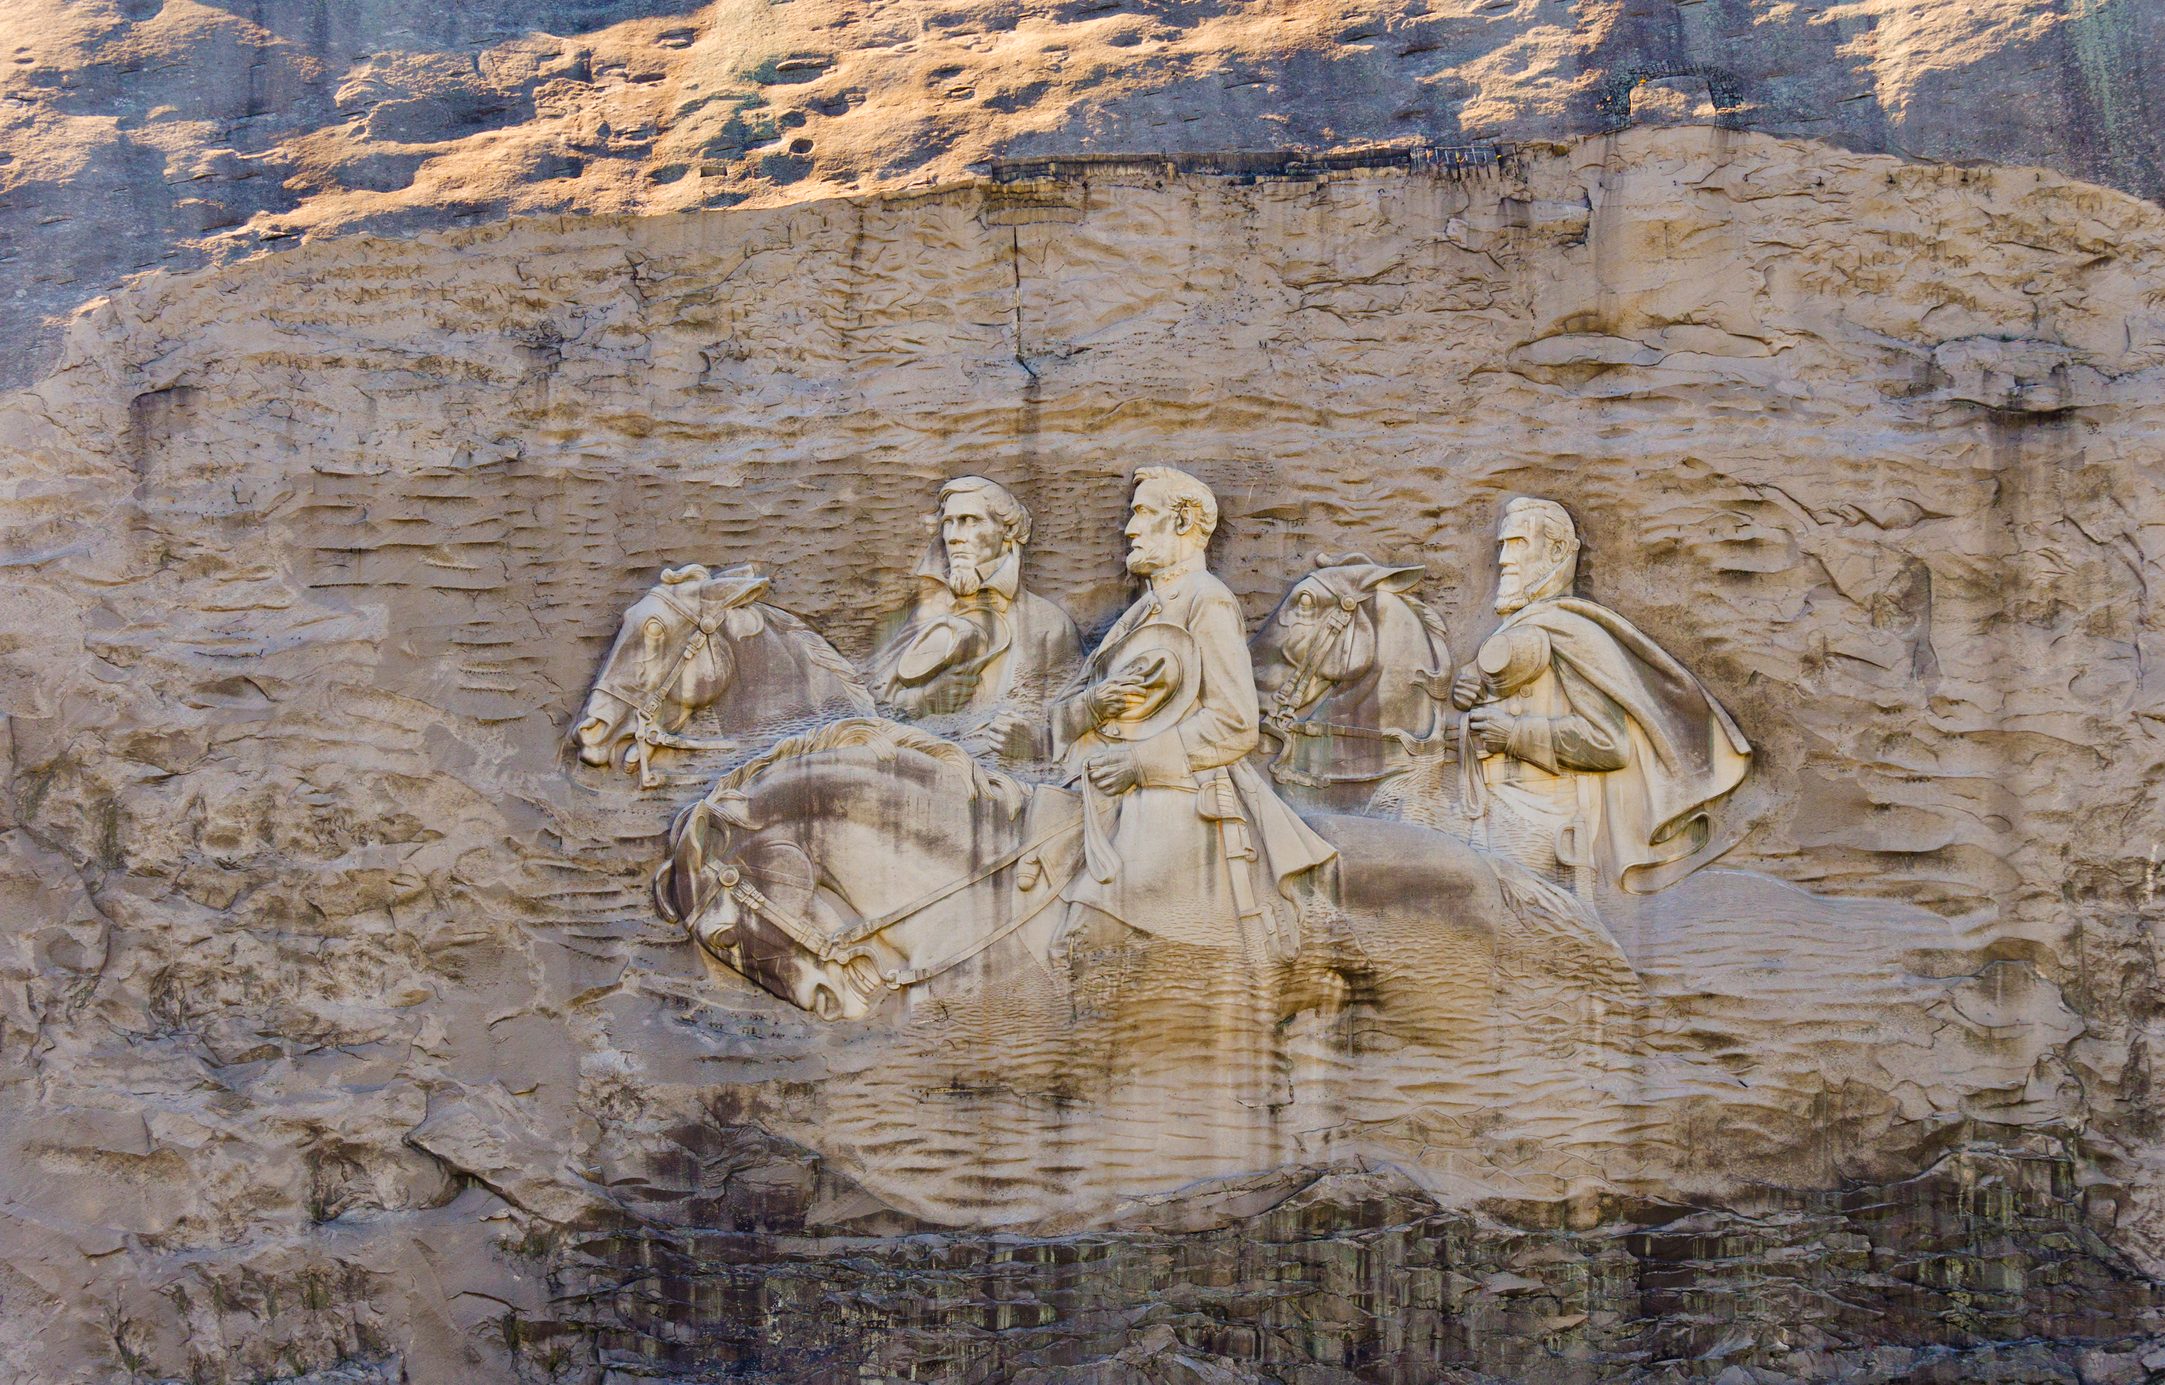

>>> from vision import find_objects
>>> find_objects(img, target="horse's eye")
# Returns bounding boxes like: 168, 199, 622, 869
1295, 591, 1315, 614
643, 617, 667, 642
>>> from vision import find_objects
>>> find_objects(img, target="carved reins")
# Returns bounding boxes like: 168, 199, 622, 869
690, 800, 1084, 991
1262, 594, 1454, 783
1264, 595, 1360, 727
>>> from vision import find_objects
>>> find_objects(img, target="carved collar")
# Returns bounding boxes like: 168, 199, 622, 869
1499, 586, 1572, 628
1144, 553, 1205, 598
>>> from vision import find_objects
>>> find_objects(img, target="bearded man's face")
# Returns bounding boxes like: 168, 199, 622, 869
939, 494, 1007, 594
1494, 515, 1568, 615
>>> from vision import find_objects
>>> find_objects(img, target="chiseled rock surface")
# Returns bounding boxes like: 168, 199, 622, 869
2, 0, 2162, 388
2, 124, 2164, 1378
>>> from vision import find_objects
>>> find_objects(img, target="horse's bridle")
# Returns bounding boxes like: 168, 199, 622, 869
1263, 591, 1453, 786
1264, 592, 1361, 729
585, 584, 741, 786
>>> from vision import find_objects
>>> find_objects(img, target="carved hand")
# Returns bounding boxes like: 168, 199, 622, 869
1086, 673, 1151, 724
1450, 666, 1488, 711
1084, 748, 1142, 795
959, 706, 1026, 757
1464, 707, 1515, 755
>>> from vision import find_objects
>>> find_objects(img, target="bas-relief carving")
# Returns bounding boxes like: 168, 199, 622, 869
575, 472, 1975, 1222
12, 138, 2158, 1378
570, 562, 874, 785
868, 476, 1082, 765
1252, 555, 1455, 815
1051, 467, 1336, 956
1391, 497, 1753, 895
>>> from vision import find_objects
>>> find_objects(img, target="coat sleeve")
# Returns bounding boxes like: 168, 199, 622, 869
1504, 660, 1629, 773
1049, 671, 1097, 761
1032, 604, 1086, 704
1131, 588, 1259, 785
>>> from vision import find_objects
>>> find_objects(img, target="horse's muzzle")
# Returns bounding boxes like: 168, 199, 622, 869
572, 713, 619, 765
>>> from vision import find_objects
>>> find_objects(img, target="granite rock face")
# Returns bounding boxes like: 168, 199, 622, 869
3, 0, 2163, 389
4, 122, 2165, 1380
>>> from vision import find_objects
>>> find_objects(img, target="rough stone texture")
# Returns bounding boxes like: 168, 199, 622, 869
4, 122, 2165, 1379
3, 0, 2164, 388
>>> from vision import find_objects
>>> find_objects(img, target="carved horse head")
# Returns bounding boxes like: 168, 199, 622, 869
654, 719, 1077, 1020
572, 564, 873, 786
1252, 556, 1454, 803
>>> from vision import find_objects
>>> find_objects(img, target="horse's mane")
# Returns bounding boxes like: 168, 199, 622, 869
707, 716, 1027, 814
759, 605, 879, 714
1391, 588, 1454, 665
1299, 561, 1455, 670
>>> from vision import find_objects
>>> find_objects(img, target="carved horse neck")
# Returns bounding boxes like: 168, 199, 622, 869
577, 573, 875, 786
1255, 572, 1453, 795
793, 780, 1078, 975
728, 607, 877, 728
1340, 591, 1449, 739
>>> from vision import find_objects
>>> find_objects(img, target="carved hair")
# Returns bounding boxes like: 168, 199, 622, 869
1503, 496, 1579, 561
1134, 466, 1219, 540
937, 475, 1031, 548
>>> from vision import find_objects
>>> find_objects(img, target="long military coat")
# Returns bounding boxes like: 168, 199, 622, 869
1052, 560, 1337, 946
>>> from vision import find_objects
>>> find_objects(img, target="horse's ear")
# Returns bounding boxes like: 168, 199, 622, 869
714, 573, 772, 605
705, 572, 772, 639
723, 604, 766, 639
661, 563, 711, 585
1372, 565, 1426, 594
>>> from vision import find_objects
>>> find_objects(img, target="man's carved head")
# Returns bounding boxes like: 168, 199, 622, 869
936, 476, 1029, 596
1125, 466, 1218, 576
1495, 497, 1579, 614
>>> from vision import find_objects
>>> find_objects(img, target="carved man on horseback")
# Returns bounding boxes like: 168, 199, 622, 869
1052, 467, 1337, 955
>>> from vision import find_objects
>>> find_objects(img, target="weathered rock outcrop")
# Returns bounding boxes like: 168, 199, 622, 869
3, 0, 2163, 389
3, 122, 2164, 1379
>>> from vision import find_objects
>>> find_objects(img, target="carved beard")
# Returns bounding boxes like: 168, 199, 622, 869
1496, 553, 1574, 614
1495, 572, 1529, 615
946, 554, 988, 597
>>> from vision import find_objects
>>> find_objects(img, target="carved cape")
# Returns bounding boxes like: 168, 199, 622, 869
1499, 596, 1752, 891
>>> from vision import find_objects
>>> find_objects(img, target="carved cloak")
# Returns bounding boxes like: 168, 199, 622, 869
1501, 596, 1752, 892
868, 547, 1082, 756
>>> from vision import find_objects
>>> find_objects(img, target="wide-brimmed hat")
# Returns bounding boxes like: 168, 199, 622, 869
1090, 621, 1199, 744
